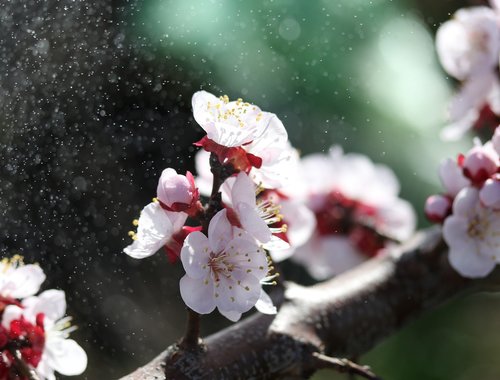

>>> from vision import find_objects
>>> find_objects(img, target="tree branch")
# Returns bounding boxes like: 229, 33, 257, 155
120, 227, 485, 379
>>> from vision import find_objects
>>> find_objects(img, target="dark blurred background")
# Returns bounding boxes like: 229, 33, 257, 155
1, 0, 498, 379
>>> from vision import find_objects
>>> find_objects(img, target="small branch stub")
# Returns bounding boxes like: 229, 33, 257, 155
311, 352, 381, 380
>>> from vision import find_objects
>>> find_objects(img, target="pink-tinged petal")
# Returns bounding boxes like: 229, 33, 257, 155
218, 309, 242, 322
236, 202, 272, 243
244, 115, 288, 160
378, 198, 416, 241
440, 108, 479, 141
425, 194, 452, 223
442, 215, 469, 248
263, 235, 290, 252
23, 289, 67, 323
157, 168, 194, 208
439, 158, 470, 197
444, 216, 496, 278
301, 153, 337, 194
45, 337, 87, 376
180, 231, 211, 279
269, 247, 295, 262
3, 264, 46, 299
436, 8, 500, 80
463, 144, 498, 184
452, 187, 480, 217
281, 200, 316, 248
231, 172, 256, 206
320, 237, 366, 277
448, 245, 495, 278
124, 202, 182, 259
487, 78, 500, 115
179, 275, 216, 314
493, 127, 500, 155
251, 144, 302, 191
490, 0, 500, 10
193, 91, 265, 147
446, 71, 494, 124
480, 178, 500, 209
208, 209, 234, 253
255, 289, 277, 315
192, 91, 220, 133
216, 271, 261, 313
2, 305, 23, 329
225, 237, 268, 280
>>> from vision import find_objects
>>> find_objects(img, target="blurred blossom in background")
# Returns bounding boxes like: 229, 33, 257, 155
0, 0, 495, 379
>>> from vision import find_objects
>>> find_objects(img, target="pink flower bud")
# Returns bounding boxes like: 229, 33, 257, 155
157, 168, 199, 212
462, 145, 497, 185
425, 194, 452, 223
479, 177, 500, 209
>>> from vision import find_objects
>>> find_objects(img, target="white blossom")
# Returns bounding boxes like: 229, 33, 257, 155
2, 290, 87, 380
291, 147, 416, 279
443, 187, 500, 278
179, 209, 275, 321
192, 91, 295, 188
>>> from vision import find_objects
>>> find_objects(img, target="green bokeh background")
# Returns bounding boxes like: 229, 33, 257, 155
133, 0, 498, 379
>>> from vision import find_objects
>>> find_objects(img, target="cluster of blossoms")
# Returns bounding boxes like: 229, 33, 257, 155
426, 127, 500, 278
125, 91, 299, 321
0, 256, 87, 379
436, 0, 500, 140
125, 90, 417, 322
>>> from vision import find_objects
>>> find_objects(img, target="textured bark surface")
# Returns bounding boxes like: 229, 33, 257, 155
120, 227, 480, 380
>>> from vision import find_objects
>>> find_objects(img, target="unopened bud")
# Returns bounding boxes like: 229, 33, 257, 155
462, 145, 497, 185
425, 194, 452, 223
157, 168, 199, 212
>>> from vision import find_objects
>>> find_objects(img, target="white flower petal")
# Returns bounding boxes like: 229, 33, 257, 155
179, 275, 216, 314
452, 187, 480, 217
439, 158, 470, 197
2, 305, 23, 328
263, 235, 290, 252
377, 198, 416, 241
124, 203, 187, 259
225, 237, 269, 280
255, 289, 277, 315
181, 231, 211, 279
194, 149, 213, 197
2, 264, 46, 299
280, 200, 316, 247
480, 179, 500, 209
216, 271, 261, 313
45, 337, 87, 376
218, 309, 242, 322
445, 235, 496, 278
231, 172, 257, 206
23, 289, 67, 323
236, 202, 272, 243
208, 209, 234, 253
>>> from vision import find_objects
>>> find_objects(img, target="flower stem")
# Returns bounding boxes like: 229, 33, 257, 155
12, 349, 40, 380
180, 308, 201, 350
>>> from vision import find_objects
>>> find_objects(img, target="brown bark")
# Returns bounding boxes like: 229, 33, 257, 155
120, 227, 482, 380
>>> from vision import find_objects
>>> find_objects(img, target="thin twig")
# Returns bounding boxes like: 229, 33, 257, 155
311, 352, 381, 380
12, 349, 40, 380
179, 308, 201, 350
